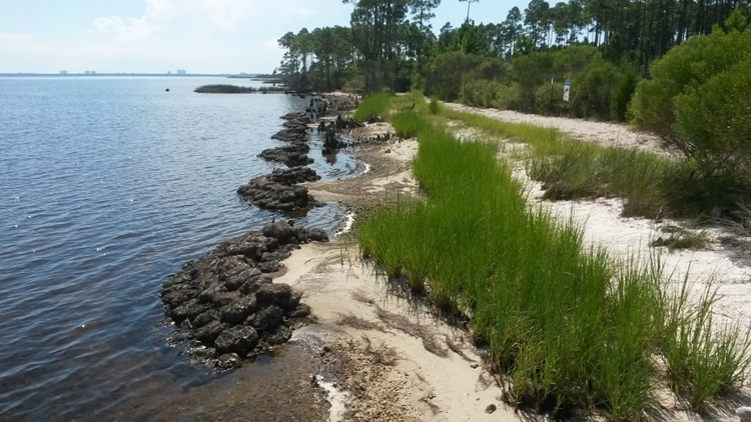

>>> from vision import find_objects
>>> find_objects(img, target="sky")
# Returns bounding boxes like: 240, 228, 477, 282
0, 0, 526, 74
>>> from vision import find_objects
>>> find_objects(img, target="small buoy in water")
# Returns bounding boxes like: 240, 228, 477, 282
165, 88, 170, 92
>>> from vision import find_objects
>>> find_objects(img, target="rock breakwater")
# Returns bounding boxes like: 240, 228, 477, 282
159, 221, 328, 369
161, 94, 360, 370
237, 167, 321, 212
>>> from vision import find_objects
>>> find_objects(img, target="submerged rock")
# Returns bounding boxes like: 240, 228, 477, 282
258, 145, 313, 167
237, 169, 321, 212
159, 221, 328, 369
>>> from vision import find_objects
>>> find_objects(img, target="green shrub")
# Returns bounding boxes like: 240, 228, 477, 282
533, 81, 565, 115
493, 82, 523, 110
673, 58, 751, 175
629, 29, 751, 139
460, 79, 506, 108
610, 63, 639, 121
628, 29, 751, 212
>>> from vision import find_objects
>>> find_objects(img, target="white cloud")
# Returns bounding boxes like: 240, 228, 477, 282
145, 0, 175, 15
197, 0, 253, 29
0, 32, 33, 46
92, 16, 157, 42
0, 0, 354, 73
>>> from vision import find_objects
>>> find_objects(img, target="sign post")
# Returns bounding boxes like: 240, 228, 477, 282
563, 79, 571, 102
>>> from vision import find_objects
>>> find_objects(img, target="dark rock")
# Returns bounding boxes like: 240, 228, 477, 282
365, 114, 383, 123
193, 309, 219, 328
268, 166, 320, 184
214, 325, 259, 355
161, 288, 199, 309
191, 346, 217, 360
271, 130, 307, 143
302, 228, 328, 243
253, 305, 284, 332
239, 274, 271, 295
197, 288, 238, 308
256, 283, 292, 305
217, 256, 261, 291
280, 290, 303, 310
219, 297, 258, 324
216, 353, 242, 370
237, 175, 319, 212
258, 147, 313, 167
171, 300, 210, 323
280, 112, 307, 121
260, 248, 295, 265
286, 304, 311, 319
195, 320, 225, 343
220, 237, 268, 260
257, 260, 282, 273
263, 325, 293, 345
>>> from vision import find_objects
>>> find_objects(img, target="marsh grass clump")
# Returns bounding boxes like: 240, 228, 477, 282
390, 112, 430, 139
429, 97, 440, 115
658, 281, 751, 409
352, 92, 391, 121
651, 225, 710, 251
356, 112, 751, 419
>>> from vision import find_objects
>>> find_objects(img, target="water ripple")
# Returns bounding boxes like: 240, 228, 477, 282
0, 76, 356, 420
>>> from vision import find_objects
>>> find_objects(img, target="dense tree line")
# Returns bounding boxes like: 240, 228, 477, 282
276, 0, 748, 135
278, 0, 749, 93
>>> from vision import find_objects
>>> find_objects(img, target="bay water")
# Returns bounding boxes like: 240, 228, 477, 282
0, 77, 356, 420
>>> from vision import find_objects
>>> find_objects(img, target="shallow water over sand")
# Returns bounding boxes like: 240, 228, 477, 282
0, 76, 354, 420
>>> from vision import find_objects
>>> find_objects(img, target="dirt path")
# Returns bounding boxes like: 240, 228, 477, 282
443, 102, 673, 155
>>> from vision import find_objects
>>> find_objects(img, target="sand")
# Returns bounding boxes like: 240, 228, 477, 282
443, 102, 675, 156
275, 108, 750, 420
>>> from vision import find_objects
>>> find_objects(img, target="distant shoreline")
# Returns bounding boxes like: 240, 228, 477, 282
0, 73, 259, 78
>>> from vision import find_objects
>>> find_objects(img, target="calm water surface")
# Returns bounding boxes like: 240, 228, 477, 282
0, 77, 355, 420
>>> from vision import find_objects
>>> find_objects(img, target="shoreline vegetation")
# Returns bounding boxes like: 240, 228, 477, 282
272, 0, 750, 225
194, 84, 287, 94
353, 93, 751, 419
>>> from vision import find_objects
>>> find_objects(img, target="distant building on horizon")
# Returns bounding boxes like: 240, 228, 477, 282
84, 71, 90, 75
59, 70, 68, 75
176, 69, 186, 75
91, 71, 96, 75
167, 71, 172, 75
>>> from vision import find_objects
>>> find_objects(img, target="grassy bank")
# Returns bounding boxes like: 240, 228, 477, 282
438, 107, 751, 219
356, 106, 750, 418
